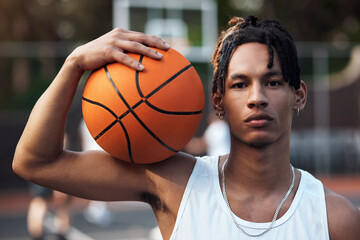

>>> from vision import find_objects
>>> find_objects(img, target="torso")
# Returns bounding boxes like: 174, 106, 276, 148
166, 156, 329, 240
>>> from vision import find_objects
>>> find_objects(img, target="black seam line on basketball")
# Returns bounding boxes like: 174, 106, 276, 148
118, 99, 144, 121
136, 55, 145, 98
145, 64, 193, 99
144, 101, 203, 115
134, 60, 200, 115
104, 66, 179, 153
94, 119, 117, 141
117, 120, 134, 164
82, 97, 118, 119
82, 97, 120, 141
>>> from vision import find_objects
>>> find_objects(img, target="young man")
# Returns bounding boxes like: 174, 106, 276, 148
13, 16, 360, 239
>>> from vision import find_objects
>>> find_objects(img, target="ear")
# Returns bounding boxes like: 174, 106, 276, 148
293, 80, 307, 112
211, 90, 224, 115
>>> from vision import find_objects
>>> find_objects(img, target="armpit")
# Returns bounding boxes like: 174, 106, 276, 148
140, 191, 168, 212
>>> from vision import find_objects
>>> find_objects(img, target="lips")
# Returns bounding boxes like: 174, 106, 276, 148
244, 113, 274, 127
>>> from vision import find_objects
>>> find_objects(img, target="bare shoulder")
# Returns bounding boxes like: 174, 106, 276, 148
325, 187, 360, 240
146, 151, 197, 203
147, 151, 196, 181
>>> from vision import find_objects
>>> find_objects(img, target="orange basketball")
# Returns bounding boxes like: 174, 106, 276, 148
82, 48, 205, 164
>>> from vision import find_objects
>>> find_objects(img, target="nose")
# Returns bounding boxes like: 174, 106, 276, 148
247, 83, 268, 109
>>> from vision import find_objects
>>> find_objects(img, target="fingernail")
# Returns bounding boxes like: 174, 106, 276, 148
161, 39, 170, 48
156, 51, 163, 57
138, 63, 144, 71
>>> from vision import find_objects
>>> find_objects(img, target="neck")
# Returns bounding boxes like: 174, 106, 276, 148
224, 135, 292, 194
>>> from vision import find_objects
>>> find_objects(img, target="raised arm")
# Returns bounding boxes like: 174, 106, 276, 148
12, 28, 183, 201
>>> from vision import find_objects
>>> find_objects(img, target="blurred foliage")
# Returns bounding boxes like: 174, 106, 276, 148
0, 0, 112, 41
0, 0, 112, 109
217, 0, 360, 42
0, 0, 359, 110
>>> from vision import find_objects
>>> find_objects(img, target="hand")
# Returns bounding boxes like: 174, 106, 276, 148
68, 28, 170, 73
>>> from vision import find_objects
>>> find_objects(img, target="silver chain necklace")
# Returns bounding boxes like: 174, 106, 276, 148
221, 158, 295, 237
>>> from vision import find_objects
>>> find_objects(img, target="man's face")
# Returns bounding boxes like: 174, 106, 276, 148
221, 42, 296, 147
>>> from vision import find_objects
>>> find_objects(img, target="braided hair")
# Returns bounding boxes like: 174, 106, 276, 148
211, 15, 301, 94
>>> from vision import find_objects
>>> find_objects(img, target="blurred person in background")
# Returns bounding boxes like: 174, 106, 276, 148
27, 187, 71, 240
27, 135, 71, 240
185, 111, 230, 156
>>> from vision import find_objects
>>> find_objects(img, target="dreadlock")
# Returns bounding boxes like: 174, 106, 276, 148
211, 15, 301, 94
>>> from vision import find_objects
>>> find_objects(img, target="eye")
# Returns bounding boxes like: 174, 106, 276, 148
267, 80, 281, 87
233, 82, 247, 88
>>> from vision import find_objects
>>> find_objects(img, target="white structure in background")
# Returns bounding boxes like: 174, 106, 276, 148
112, 0, 218, 62
312, 47, 331, 174
145, 18, 190, 55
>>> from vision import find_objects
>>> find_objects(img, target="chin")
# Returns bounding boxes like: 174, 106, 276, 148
243, 134, 277, 148
247, 140, 273, 148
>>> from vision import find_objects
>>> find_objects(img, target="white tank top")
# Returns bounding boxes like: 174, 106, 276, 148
169, 156, 330, 240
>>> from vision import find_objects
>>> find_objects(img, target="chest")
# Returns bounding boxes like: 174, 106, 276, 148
169, 173, 329, 240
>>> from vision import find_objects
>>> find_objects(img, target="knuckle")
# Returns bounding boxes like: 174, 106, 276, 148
149, 34, 160, 43
129, 41, 141, 49
110, 28, 125, 39
107, 37, 117, 46
118, 54, 140, 69
137, 33, 148, 43
117, 52, 127, 62
112, 27, 124, 34
126, 58, 139, 69
147, 48, 157, 55
103, 46, 114, 56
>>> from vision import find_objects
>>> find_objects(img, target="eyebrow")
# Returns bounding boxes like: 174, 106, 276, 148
229, 70, 283, 80
229, 73, 248, 80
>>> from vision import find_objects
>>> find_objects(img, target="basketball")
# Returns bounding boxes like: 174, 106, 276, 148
82, 48, 205, 164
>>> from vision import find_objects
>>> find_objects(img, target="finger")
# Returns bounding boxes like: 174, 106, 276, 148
119, 30, 170, 51
133, 32, 170, 51
113, 51, 145, 71
116, 39, 164, 59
